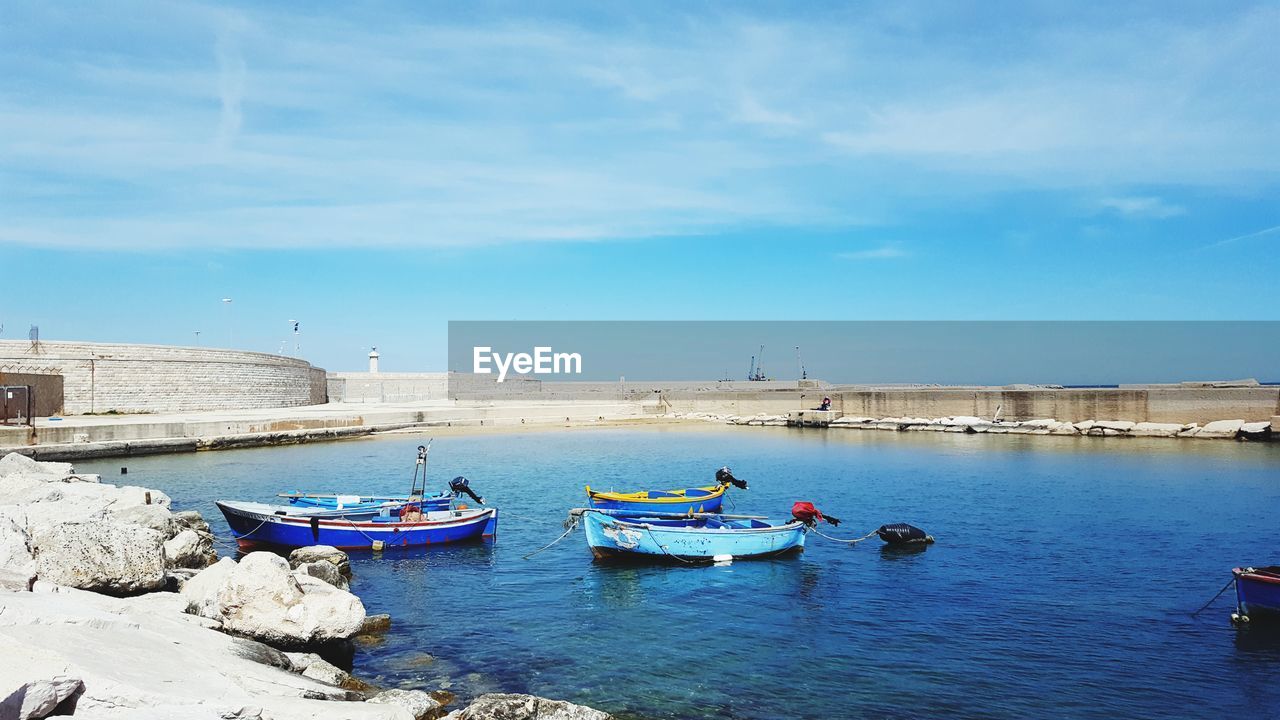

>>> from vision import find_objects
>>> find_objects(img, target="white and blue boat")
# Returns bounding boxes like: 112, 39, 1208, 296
1234, 566, 1280, 623
577, 508, 806, 563
217, 500, 498, 551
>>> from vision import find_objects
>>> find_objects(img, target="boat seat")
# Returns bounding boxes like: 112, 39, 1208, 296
646, 491, 678, 498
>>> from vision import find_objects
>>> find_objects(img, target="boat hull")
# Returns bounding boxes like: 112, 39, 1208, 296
1235, 567, 1280, 620
581, 510, 805, 563
217, 501, 498, 551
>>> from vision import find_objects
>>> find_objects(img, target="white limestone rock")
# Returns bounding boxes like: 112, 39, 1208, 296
1048, 421, 1078, 435
1131, 422, 1183, 437
1019, 419, 1056, 429
293, 561, 348, 591
368, 689, 445, 720
0, 673, 82, 718
289, 545, 351, 578
32, 521, 167, 595
1094, 420, 1136, 432
0, 453, 75, 482
447, 694, 611, 720
165, 529, 216, 570
183, 552, 365, 648
110, 503, 176, 537
1073, 420, 1096, 432
1196, 419, 1244, 439
1240, 421, 1271, 434
0, 507, 35, 579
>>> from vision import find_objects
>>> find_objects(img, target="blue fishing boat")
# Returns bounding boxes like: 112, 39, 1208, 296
1234, 566, 1280, 623
585, 466, 748, 515
216, 500, 498, 551
578, 508, 805, 563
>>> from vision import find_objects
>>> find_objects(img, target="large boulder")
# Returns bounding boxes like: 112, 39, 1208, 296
32, 521, 167, 595
0, 507, 35, 578
289, 545, 351, 579
294, 560, 348, 590
1197, 419, 1244, 439
0, 453, 75, 481
368, 689, 445, 720
182, 552, 366, 648
110, 503, 176, 537
164, 529, 217, 570
1131, 422, 1183, 437
445, 694, 611, 720
0, 674, 83, 719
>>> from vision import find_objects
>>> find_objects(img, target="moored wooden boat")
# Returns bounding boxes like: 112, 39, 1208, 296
585, 466, 748, 515
578, 508, 805, 563
217, 500, 498, 551
1234, 566, 1280, 623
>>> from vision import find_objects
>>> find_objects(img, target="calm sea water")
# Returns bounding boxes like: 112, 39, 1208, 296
82, 427, 1280, 719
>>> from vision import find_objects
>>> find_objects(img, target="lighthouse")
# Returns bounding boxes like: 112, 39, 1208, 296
368, 347, 380, 374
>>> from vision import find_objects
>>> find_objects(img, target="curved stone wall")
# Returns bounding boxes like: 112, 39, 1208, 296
0, 341, 327, 414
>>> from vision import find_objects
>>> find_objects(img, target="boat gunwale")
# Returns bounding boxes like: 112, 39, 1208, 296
1235, 567, 1280, 586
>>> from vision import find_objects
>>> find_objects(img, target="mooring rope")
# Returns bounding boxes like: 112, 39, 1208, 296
808, 526, 879, 544
522, 517, 580, 559
1191, 577, 1237, 616
229, 516, 271, 541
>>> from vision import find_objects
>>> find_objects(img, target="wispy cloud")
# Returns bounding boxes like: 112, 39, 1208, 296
214, 19, 247, 151
1099, 196, 1186, 219
0, 2, 1276, 250
837, 246, 908, 261
1202, 224, 1280, 251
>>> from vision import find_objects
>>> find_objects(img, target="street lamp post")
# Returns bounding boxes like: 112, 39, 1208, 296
221, 298, 233, 347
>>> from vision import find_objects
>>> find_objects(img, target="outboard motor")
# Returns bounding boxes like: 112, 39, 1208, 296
449, 476, 484, 505
716, 466, 749, 490
876, 523, 934, 546
791, 501, 841, 527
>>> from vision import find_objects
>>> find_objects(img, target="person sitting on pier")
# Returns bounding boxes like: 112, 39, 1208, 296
818, 396, 832, 411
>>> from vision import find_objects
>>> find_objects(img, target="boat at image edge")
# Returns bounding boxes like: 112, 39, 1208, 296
1234, 566, 1280, 622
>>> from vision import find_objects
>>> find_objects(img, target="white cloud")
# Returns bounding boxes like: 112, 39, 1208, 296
837, 246, 907, 261
1099, 196, 1186, 219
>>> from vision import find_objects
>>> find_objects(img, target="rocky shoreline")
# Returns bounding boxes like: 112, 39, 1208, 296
669, 412, 1275, 440
0, 453, 611, 720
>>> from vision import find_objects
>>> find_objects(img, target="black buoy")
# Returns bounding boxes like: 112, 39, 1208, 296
876, 523, 934, 546
120, 467, 128, 475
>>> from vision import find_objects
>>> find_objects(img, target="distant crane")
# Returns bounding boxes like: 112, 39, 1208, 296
747, 344, 767, 381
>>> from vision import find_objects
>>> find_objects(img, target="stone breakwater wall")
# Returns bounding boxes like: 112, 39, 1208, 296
0, 340, 327, 414
327, 372, 448, 403
671, 412, 1274, 440
661, 386, 1280, 426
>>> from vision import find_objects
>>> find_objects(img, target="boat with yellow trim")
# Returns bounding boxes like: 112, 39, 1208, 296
585, 467, 747, 515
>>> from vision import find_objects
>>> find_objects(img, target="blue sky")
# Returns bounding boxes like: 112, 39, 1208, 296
2, 1, 1277, 371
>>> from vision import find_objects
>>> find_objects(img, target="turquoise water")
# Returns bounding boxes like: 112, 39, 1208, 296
83, 427, 1280, 719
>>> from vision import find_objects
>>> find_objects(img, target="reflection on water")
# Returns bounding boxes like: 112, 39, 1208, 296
81, 426, 1280, 719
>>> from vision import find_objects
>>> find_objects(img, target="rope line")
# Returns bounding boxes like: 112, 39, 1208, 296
522, 517, 580, 559
1191, 577, 1236, 616
808, 525, 879, 544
